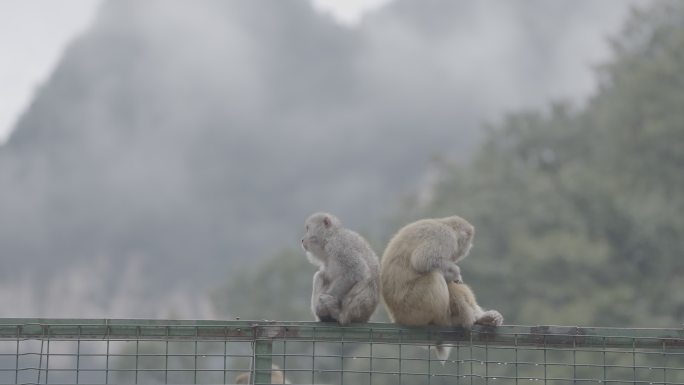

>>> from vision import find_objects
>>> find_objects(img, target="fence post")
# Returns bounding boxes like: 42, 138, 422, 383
254, 338, 273, 384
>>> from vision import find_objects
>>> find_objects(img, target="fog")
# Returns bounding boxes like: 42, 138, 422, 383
0, 0, 649, 319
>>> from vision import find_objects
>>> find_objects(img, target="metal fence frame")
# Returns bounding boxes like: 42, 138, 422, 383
1, 318, 683, 384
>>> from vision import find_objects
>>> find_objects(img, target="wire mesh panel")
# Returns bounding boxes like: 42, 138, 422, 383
0, 319, 682, 384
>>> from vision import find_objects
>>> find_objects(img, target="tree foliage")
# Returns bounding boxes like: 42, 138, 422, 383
423, 1, 684, 327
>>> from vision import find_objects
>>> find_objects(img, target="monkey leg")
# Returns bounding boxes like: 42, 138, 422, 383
447, 282, 480, 327
448, 282, 503, 327
312, 271, 335, 321
318, 294, 341, 320
475, 310, 504, 326
337, 278, 379, 325
317, 315, 337, 323
314, 300, 335, 321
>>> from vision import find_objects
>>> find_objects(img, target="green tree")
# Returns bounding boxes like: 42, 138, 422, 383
422, 1, 684, 327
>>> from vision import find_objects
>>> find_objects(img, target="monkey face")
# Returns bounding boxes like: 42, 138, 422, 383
301, 233, 320, 252
302, 232, 326, 264
302, 221, 325, 260
302, 212, 339, 258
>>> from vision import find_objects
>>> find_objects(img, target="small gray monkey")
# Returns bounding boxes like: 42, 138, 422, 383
301, 212, 380, 325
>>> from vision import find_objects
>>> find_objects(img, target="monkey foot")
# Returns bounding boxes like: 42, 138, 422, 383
475, 310, 504, 326
318, 315, 337, 323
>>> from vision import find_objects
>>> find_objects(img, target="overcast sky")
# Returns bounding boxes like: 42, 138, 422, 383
0, 0, 102, 143
0, 0, 389, 144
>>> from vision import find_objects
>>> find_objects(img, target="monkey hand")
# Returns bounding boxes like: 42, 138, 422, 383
442, 263, 462, 284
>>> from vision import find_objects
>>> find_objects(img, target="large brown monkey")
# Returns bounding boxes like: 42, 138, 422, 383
381, 215, 503, 361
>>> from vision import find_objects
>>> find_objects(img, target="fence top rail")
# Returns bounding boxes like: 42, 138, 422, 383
1, 318, 682, 349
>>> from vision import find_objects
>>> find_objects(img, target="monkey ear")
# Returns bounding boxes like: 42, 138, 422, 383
323, 216, 331, 228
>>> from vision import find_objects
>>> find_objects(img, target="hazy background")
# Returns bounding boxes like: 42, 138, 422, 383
2, 0, 681, 329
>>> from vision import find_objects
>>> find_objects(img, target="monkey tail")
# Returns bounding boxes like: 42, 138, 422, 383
433, 344, 452, 365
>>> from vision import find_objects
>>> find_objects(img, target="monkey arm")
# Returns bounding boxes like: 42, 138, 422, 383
322, 236, 367, 300
324, 273, 358, 301
316, 266, 354, 321
312, 271, 328, 306
410, 241, 462, 283
312, 271, 336, 321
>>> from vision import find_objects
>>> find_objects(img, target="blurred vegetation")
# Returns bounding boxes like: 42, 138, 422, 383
216, 1, 684, 329
422, 1, 684, 327
212, 249, 313, 321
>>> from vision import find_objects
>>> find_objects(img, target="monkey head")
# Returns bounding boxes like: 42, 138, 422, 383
302, 212, 342, 263
440, 216, 475, 260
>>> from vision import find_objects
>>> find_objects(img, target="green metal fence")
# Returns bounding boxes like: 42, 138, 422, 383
0, 318, 682, 384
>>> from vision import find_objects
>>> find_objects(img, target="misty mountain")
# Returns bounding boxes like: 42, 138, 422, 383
0, 0, 644, 316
